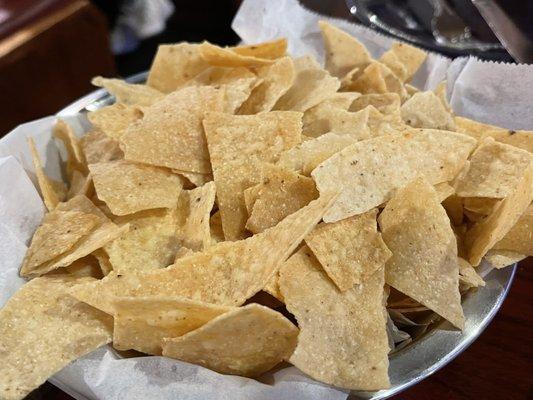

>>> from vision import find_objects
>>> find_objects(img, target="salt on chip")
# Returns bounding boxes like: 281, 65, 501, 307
28, 137, 64, 210
178, 181, 217, 251
401, 91, 455, 130
121, 85, 224, 174
147, 43, 210, 92
90, 160, 182, 215
312, 129, 477, 222
246, 163, 318, 233
378, 177, 465, 329
199, 41, 275, 67
455, 137, 532, 198
70, 194, 335, 314
238, 57, 294, 114
204, 111, 302, 240
0, 276, 112, 400
162, 304, 298, 377
231, 38, 287, 59
112, 296, 231, 355
105, 209, 180, 274
305, 209, 391, 291
302, 102, 370, 139
87, 103, 143, 139
277, 132, 357, 175
493, 203, 533, 256
318, 21, 372, 78
455, 116, 533, 153
92, 76, 163, 107
279, 247, 390, 391
349, 93, 401, 116
80, 129, 123, 165
484, 249, 526, 269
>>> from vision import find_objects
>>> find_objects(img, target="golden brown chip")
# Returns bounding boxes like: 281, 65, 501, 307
379, 177, 465, 329
443, 195, 464, 226
434, 182, 455, 202
90, 160, 182, 215
379, 50, 408, 81
0, 276, 112, 400
312, 129, 477, 222
147, 43, 210, 92
454, 116, 533, 153
305, 209, 391, 291
87, 103, 143, 140
70, 194, 335, 314
455, 138, 532, 198
317, 92, 361, 110
349, 93, 401, 116
121, 86, 224, 174
465, 164, 533, 265
209, 210, 225, 244
302, 102, 370, 139
342, 62, 386, 93
279, 247, 390, 391
246, 164, 318, 233
53, 119, 87, 177
105, 209, 180, 273
401, 91, 455, 130
66, 170, 93, 200
238, 57, 294, 114
204, 111, 302, 239
199, 41, 275, 67
243, 184, 261, 214
112, 296, 231, 355
92, 248, 113, 276
318, 21, 372, 78
92, 76, 163, 107
493, 203, 533, 256
27, 137, 64, 211
80, 129, 123, 165
162, 304, 297, 377
458, 257, 485, 289
484, 249, 526, 269
178, 181, 217, 251
383, 42, 427, 82
231, 38, 287, 59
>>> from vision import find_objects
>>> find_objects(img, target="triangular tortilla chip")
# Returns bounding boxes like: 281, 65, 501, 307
92, 76, 163, 107
493, 203, 533, 256
105, 209, 180, 274
312, 129, 477, 222
378, 177, 465, 329
67, 170, 93, 200
379, 50, 408, 81
279, 247, 390, 391
203, 111, 302, 240
80, 129, 123, 165
112, 296, 231, 355
199, 41, 275, 67
305, 209, 391, 291
465, 164, 533, 265
401, 91, 455, 130
484, 249, 526, 269
246, 163, 318, 233
121, 86, 224, 174
318, 21, 372, 78
147, 43, 210, 92
162, 304, 297, 377
231, 38, 287, 59
53, 119, 87, 178
342, 62, 386, 93
90, 160, 182, 215
0, 276, 112, 400
455, 137, 533, 198
458, 258, 485, 290
87, 103, 143, 139
381, 42, 426, 82
70, 194, 335, 314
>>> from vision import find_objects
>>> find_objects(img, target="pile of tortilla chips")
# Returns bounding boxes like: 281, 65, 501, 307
1, 21, 532, 399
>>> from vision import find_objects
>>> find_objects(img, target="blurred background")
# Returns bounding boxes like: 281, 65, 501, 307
0, 0, 532, 136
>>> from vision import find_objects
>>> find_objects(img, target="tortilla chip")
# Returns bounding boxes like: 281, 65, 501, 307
21, 210, 100, 274
92, 76, 163, 107
463, 197, 500, 216
87, 103, 143, 140
318, 21, 372, 78
484, 249, 526, 269
383, 42, 426, 82
121, 85, 224, 174
112, 296, 231, 355
80, 129, 123, 165
305, 209, 391, 291
231, 38, 287, 59
379, 50, 408, 82
199, 41, 275, 67
458, 258, 485, 289
263, 274, 283, 302
302, 102, 370, 138
274, 56, 340, 112
279, 247, 390, 391
312, 129, 477, 222
92, 248, 113, 276
454, 116, 533, 153
434, 81, 452, 112
434, 182, 455, 202
209, 211, 225, 244
349, 93, 401, 116
378, 177, 464, 329
53, 119, 87, 179
443, 195, 464, 226
0, 276, 112, 400
162, 304, 297, 377
27, 137, 63, 210
455, 137, 532, 198
238, 57, 294, 114
243, 184, 261, 214
147, 43, 210, 92
405, 83, 419, 97
277, 132, 357, 175
178, 181, 217, 251
67, 170, 93, 200
204, 111, 302, 240
70, 194, 335, 314
493, 203, 533, 256
221, 76, 258, 114
401, 91, 455, 130
90, 160, 182, 215
246, 164, 318, 233
105, 209, 180, 273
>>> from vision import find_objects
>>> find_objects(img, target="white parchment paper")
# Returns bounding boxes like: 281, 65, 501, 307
1, 0, 532, 398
